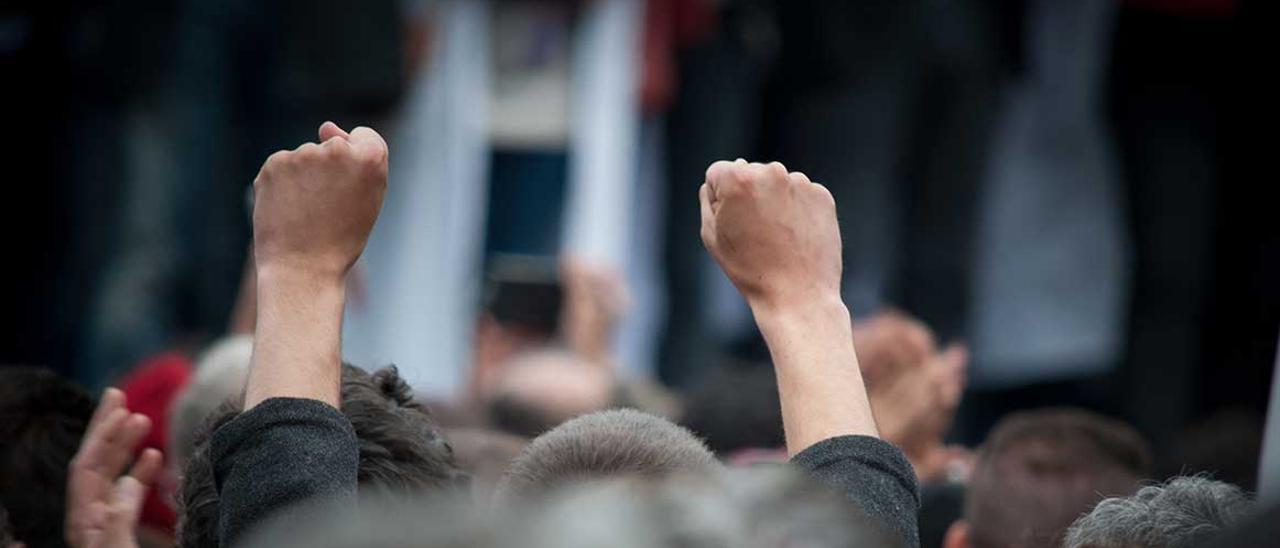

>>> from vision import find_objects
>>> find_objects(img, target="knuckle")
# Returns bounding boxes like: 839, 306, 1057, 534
766, 161, 788, 178
727, 165, 754, 188
321, 137, 350, 153
704, 160, 732, 181
264, 149, 290, 167
812, 183, 835, 204
295, 142, 321, 158
358, 149, 387, 171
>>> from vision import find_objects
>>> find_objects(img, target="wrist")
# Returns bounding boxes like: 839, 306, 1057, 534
256, 262, 349, 296
246, 263, 348, 410
749, 291, 850, 335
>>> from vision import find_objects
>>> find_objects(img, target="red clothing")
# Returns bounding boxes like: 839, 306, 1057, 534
640, 0, 718, 113
119, 351, 193, 535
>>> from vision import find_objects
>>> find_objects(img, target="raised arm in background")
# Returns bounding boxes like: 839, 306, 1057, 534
244, 121, 387, 409
66, 388, 163, 548
700, 159, 921, 547
210, 122, 388, 546
699, 159, 877, 454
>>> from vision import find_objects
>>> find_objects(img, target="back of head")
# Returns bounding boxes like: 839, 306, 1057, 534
169, 335, 253, 468
240, 493, 488, 548
177, 364, 467, 547
680, 362, 783, 455
510, 467, 900, 548
496, 409, 718, 500
484, 348, 613, 438
1063, 476, 1253, 548
0, 367, 94, 548
962, 408, 1151, 548
341, 366, 466, 490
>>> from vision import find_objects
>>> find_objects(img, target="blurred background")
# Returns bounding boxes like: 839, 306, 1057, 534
0, 0, 1273, 479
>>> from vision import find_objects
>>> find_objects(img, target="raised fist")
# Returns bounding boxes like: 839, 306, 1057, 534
699, 159, 842, 310
252, 122, 388, 281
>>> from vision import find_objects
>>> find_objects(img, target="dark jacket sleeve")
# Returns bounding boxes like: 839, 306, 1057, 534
211, 397, 359, 547
791, 435, 921, 548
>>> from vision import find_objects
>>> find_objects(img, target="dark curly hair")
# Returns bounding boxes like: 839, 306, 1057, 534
0, 366, 95, 548
177, 364, 468, 547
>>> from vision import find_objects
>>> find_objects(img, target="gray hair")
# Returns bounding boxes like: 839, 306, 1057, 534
240, 468, 898, 548
507, 467, 900, 548
1063, 476, 1254, 548
239, 492, 488, 548
168, 335, 252, 467
496, 409, 719, 500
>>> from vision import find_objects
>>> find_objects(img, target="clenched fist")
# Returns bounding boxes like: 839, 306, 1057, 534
252, 122, 388, 281
699, 159, 842, 311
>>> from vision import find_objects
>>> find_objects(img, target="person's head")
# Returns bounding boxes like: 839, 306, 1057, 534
509, 467, 899, 548
496, 409, 718, 500
484, 349, 613, 438
944, 408, 1151, 548
679, 362, 783, 456
0, 367, 95, 548
1063, 476, 1253, 548
168, 335, 252, 470
239, 493, 489, 548
177, 364, 468, 547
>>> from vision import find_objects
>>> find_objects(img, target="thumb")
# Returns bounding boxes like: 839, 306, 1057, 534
318, 121, 350, 142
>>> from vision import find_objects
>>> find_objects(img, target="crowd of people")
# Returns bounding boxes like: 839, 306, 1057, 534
1, 123, 1274, 547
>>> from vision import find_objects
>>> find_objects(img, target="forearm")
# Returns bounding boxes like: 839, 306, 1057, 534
751, 294, 879, 455
244, 266, 347, 409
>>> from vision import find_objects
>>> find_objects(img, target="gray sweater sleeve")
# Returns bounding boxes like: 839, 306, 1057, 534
211, 397, 359, 547
791, 435, 921, 548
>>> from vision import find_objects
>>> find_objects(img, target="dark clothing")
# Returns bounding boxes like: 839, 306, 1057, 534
918, 483, 966, 548
213, 399, 919, 547
211, 398, 358, 546
792, 435, 922, 548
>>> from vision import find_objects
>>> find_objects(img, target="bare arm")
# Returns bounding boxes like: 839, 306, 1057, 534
242, 121, 388, 410
753, 295, 878, 455
245, 267, 347, 408
699, 159, 878, 456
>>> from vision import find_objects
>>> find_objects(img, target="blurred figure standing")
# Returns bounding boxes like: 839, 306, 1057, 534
962, 0, 1127, 439
81, 0, 407, 387
661, 0, 1011, 386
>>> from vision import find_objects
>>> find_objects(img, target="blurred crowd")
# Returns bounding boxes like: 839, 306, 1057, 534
0, 0, 1276, 547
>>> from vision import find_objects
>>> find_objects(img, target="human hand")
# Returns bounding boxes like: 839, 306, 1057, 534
699, 159, 842, 313
701, 159, 879, 450
852, 309, 937, 386
252, 121, 389, 283
869, 343, 969, 482
66, 388, 164, 548
560, 257, 630, 366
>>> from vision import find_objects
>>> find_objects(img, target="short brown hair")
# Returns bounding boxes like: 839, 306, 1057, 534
496, 409, 718, 499
965, 408, 1151, 548
177, 365, 467, 547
